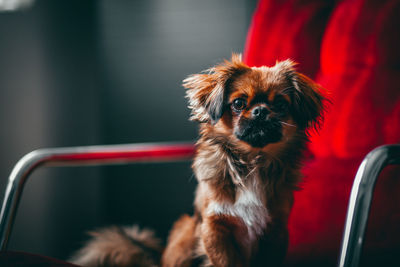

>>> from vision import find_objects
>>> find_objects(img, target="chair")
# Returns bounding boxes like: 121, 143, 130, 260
0, 142, 398, 267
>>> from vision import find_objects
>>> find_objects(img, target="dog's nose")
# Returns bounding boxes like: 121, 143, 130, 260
251, 106, 269, 120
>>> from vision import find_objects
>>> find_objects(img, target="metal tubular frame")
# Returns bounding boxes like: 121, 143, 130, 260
0, 142, 195, 251
338, 144, 400, 267
1, 142, 399, 266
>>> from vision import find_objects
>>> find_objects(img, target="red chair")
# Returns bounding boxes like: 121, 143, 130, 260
244, 0, 400, 265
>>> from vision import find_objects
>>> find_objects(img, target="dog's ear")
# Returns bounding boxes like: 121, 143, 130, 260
184, 53, 249, 123
276, 60, 326, 130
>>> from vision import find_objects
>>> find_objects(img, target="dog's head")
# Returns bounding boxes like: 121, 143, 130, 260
184, 54, 325, 150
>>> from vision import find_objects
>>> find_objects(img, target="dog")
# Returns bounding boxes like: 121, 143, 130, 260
161, 54, 325, 266
71, 54, 325, 267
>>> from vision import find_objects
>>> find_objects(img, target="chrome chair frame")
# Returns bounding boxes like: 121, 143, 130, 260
0, 142, 195, 251
0, 142, 398, 267
338, 144, 400, 267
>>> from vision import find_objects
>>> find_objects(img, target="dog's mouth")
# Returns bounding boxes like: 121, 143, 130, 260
234, 117, 282, 148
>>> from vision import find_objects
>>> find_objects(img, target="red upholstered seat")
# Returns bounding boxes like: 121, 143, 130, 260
310, 0, 400, 158
244, 0, 334, 78
244, 0, 400, 266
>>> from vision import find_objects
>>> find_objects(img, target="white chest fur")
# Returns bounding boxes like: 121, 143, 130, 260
206, 177, 270, 245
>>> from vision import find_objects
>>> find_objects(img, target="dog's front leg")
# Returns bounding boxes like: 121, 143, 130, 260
162, 215, 198, 267
201, 214, 249, 267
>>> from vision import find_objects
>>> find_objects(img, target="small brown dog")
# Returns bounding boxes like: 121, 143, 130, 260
161, 54, 325, 267
71, 54, 325, 267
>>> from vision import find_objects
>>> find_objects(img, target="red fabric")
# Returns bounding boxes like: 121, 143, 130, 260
244, 0, 334, 78
310, 0, 400, 158
54, 143, 195, 162
244, 0, 400, 266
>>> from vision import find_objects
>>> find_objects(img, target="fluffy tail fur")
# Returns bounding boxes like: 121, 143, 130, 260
70, 225, 163, 267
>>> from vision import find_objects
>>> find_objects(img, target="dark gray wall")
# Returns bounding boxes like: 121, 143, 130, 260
0, 0, 256, 260
0, 0, 103, 260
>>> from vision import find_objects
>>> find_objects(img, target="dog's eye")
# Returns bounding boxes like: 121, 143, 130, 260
271, 98, 288, 112
232, 98, 247, 111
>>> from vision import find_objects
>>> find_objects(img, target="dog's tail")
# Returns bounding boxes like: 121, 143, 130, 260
70, 225, 163, 267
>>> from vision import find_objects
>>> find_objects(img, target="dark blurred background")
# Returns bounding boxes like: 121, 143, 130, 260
0, 0, 256, 260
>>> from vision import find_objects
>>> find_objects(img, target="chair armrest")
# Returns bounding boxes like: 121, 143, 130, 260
0, 142, 195, 251
338, 144, 400, 267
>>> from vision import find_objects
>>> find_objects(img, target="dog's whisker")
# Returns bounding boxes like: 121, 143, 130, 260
280, 121, 296, 127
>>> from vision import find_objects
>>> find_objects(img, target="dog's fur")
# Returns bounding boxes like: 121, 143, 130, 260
70, 225, 162, 267
71, 54, 325, 267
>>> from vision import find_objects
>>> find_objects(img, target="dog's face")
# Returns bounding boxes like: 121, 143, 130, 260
184, 54, 324, 150
228, 71, 290, 148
